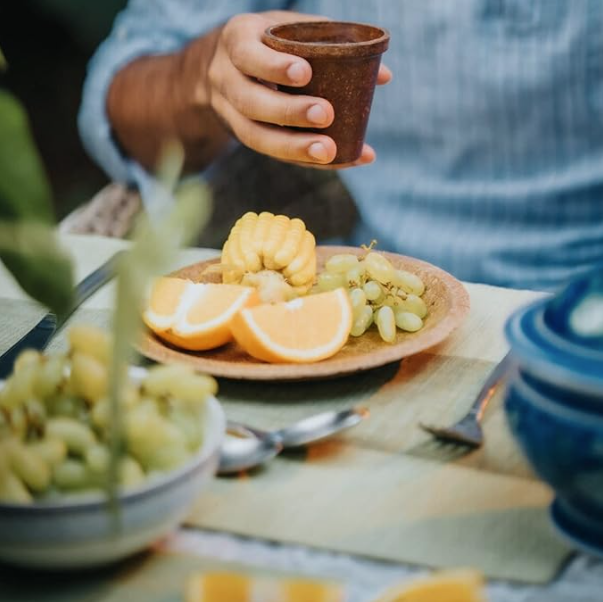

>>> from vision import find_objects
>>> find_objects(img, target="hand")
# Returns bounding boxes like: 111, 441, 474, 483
204, 11, 392, 168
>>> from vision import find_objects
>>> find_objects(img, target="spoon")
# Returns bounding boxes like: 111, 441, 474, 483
218, 406, 369, 475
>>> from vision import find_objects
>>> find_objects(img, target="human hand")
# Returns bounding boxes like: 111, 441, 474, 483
205, 11, 392, 168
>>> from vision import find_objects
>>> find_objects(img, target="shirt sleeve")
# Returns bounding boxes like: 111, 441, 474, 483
77, 0, 289, 206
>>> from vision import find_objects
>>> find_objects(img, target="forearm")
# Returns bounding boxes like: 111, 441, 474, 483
106, 27, 230, 174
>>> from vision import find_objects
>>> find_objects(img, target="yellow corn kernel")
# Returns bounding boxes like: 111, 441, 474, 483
283, 231, 316, 277
251, 211, 274, 256
225, 225, 246, 272
274, 217, 306, 268
289, 252, 317, 287
221, 240, 239, 284
237, 212, 262, 273
262, 215, 291, 269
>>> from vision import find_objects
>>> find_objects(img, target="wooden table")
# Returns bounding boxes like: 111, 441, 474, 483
1, 234, 602, 602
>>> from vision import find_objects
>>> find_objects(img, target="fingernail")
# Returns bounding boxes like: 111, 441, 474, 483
287, 62, 306, 83
308, 142, 329, 162
307, 104, 328, 125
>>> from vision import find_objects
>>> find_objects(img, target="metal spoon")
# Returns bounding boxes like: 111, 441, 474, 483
218, 406, 369, 474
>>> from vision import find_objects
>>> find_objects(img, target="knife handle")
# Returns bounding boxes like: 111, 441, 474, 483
61, 250, 125, 325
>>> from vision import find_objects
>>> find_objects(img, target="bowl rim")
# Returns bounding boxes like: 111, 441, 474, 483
510, 368, 603, 425
0, 389, 225, 515
505, 298, 603, 396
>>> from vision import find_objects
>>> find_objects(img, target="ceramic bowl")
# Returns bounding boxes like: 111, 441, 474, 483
504, 297, 603, 555
0, 385, 225, 570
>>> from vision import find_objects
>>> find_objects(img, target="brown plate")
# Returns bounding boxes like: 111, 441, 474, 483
138, 246, 470, 381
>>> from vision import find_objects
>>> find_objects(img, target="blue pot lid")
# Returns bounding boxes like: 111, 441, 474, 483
505, 298, 603, 396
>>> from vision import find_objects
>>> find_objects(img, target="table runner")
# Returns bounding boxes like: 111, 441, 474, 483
0, 235, 572, 584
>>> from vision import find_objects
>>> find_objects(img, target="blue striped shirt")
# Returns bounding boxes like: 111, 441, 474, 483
78, 0, 603, 291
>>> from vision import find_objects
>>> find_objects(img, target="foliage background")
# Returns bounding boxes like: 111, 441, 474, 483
0, 0, 127, 218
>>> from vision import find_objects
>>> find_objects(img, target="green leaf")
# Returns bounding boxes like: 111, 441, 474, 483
0, 47, 6, 71
0, 90, 54, 222
0, 89, 74, 317
0, 222, 74, 317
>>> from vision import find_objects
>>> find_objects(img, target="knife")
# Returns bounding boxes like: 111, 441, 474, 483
0, 250, 124, 379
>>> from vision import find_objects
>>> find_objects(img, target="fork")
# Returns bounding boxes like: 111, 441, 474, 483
419, 352, 512, 448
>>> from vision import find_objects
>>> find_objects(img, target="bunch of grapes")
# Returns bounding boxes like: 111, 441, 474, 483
315, 246, 427, 343
0, 325, 216, 504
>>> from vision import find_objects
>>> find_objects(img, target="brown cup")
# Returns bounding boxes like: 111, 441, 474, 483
262, 21, 390, 164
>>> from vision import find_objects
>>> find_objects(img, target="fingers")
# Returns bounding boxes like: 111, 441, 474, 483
214, 90, 337, 164
221, 62, 334, 128
377, 64, 392, 85
224, 14, 313, 87
285, 144, 377, 170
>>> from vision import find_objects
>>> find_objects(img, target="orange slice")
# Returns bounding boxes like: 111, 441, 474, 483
374, 569, 486, 602
143, 278, 259, 351
230, 288, 352, 363
185, 571, 344, 602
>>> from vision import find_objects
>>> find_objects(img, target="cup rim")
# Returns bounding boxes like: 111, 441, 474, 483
263, 21, 390, 58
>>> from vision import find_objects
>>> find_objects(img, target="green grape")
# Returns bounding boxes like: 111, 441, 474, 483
0, 468, 32, 503
13, 350, 41, 374
345, 264, 366, 288
316, 271, 346, 292
24, 398, 46, 429
85, 443, 110, 475
142, 364, 196, 397
46, 417, 97, 456
4, 367, 36, 408
34, 354, 67, 399
6, 439, 51, 492
0, 379, 17, 409
145, 443, 190, 472
375, 306, 397, 343
70, 351, 108, 403
120, 383, 140, 408
91, 398, 109, 430
399, 294, 428, 318
381, 294, 402, 308
167, 374, 218, 404
46, 394, 86, 420
395, 310, 424, 332
364, 252, 395, 284
391, 269, 425, 296
350, 305, 374, 337
67, 324, 111, 365
28, 437, 67, 467
363, 280, 384, 302
119, 456, 145, 488
168, 407, 203, 451
325, 253, 359, 274
349, 288, 368, 315
126, 407, 184, 468
53, 459, 91, 491
8, 406, 27, 439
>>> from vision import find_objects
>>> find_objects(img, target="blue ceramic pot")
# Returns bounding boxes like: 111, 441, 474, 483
504, 296, 603, 555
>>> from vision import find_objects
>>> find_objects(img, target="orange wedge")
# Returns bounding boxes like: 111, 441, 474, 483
143, 278, 259, 351
374, 569, 486, 602
230, 288, 352, 363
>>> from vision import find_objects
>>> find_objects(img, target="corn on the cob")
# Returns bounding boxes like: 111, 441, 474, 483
221, 212, 317, 297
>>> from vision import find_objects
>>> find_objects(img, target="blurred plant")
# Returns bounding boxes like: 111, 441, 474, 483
106, 144, 211, 516
0, 45, 212, 517
0, 50, 74, 318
